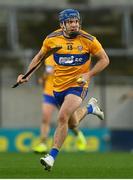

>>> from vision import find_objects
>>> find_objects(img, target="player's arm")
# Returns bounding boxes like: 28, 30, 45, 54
77, 49, 109, 85
77, 36, 109, 85
26, 49, 45, 77
87, 38, 110, 79
17, 49, 45, 84
16, 35, 52, 85
88, 49, 109, 78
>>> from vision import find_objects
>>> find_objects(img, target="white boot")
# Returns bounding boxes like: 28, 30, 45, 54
40, 154, 54, 171
87, 97, 104, 120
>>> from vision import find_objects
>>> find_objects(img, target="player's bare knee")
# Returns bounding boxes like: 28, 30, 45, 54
42, 116, 50, 125
58, 113, 69, 125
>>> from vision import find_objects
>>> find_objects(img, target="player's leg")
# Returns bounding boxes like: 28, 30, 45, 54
33, 103, 56, 153
40, 88, 104, 170
71, 127, 87, 151
40, 94, 82, 171
69, 97, 104, 130
69, 97, 104, 151
40, 103, 56, 142
52, 94, 82, 149
33, 94, 57, 153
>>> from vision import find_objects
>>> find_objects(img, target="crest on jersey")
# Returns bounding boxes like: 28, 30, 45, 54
77, 45, 83, 52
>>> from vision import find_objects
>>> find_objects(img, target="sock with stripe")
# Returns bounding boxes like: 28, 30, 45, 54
87, 104, 93, 114
49, 148, 59, 159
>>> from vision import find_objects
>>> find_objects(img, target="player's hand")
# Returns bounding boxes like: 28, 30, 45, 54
77, 75, 88, 86
17, 74, 29, 84
76, 73, 90, 86
77, 77, 87, 85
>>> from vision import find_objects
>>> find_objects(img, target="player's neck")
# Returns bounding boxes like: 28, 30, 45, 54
63, 31, 80, 39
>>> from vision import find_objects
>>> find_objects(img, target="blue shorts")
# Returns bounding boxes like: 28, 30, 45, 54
53, 87, 88, 107
43, 94, 58, 107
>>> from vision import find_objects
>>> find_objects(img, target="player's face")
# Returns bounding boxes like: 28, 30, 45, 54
65, 18, 80, 33
61, 17, 80, 37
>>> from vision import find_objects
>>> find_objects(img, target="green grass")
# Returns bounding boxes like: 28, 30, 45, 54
0, 152, 133, 178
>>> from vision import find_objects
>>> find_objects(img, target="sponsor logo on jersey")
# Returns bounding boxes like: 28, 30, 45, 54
54, 53, 90, 66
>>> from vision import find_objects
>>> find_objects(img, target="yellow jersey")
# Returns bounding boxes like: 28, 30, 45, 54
41, 29, 103, 92
43, 56, 54, 96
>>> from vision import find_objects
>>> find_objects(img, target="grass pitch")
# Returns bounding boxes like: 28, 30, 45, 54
0, 152, 133, 178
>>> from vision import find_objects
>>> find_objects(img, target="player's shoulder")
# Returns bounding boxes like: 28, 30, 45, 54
47, 29, 63, 39
80, 30, 95, 41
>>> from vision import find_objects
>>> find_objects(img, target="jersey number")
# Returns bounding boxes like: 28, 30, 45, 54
67, 44, 73, 50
